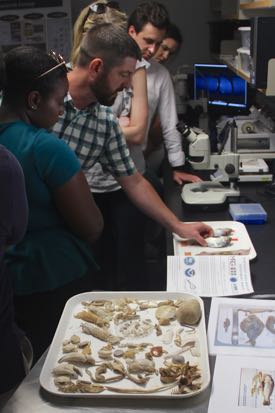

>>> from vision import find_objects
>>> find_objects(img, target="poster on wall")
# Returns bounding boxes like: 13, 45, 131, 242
0, 0, 72, 60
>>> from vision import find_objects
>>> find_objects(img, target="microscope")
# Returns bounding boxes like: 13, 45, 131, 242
178, 121, 240, 206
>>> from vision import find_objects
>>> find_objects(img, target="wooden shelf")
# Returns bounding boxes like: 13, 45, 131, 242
214, 54, 267, 93
240, 1, 274, 9
216, 54, 251, 82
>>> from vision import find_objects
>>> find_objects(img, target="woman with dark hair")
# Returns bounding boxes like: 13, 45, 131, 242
154, 23, 183, 64
0, 46, 103, 362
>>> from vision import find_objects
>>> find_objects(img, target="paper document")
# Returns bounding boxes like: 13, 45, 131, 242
208, 297, 275, 357
208, 355, 275, 412
167, 255, 253, 297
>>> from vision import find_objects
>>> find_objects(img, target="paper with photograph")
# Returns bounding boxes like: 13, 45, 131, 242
208, 355, 275, 412
167, 255, 253, 297
208, 297, 275, 356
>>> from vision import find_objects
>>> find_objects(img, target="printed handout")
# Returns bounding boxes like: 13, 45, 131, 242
167, 255, 253, 297
208, 297, 275, 356
208, 355, 275, 412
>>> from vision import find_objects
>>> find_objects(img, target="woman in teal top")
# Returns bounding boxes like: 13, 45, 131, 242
0, 46, 103, 361
1, 122, 96, 294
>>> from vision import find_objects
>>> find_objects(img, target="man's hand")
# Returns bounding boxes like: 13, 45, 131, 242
118, 172, 212, 246
173, 170, 202, 185
175, 222, 213, 246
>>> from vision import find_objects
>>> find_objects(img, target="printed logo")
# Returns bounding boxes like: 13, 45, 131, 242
184, 257, 195, 266
230, 277, 237, 283
185, 268, 195, 277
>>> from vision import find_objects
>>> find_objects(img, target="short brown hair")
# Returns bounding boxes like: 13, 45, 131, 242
128, 1, 169, 33
76, 23, 141, 69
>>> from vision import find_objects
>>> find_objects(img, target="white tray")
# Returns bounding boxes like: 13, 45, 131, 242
40, 291, 210, 399
173, 221, 256, 260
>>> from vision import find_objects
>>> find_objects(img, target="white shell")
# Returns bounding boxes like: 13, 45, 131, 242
161, 329, 174, 345
205, 236, 231, 248
155, 305, 177, 321
212, 228, 232, 237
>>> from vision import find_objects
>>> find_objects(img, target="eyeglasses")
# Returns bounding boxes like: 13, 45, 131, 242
89, 1, 120, 14
37, 51, 68, 79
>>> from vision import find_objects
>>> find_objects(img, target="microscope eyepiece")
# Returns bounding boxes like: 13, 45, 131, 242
177, 122, 190, 137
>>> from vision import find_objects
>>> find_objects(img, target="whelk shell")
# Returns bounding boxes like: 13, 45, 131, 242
58, 352, 95, 365
75, 310, 109, 327
52, 362, 82, 378
81, 323, 121, 344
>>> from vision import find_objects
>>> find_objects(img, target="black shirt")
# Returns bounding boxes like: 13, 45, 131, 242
0, 145, 28, 393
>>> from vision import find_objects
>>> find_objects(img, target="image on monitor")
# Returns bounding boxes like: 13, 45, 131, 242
194, 64, 247, 108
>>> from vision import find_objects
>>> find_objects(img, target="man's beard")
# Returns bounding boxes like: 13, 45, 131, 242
92, 71, 118, 106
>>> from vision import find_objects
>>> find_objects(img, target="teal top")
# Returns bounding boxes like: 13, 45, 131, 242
0, 121, 97, 295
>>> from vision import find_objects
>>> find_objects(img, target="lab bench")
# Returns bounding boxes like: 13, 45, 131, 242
3, 176, 275, 412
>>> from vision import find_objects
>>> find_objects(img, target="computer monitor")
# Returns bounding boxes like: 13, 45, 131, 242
194, 64, 247, 108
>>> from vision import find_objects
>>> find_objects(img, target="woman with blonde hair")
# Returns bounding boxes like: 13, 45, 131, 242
71, 1, 150, 291
71, 1, 127, 66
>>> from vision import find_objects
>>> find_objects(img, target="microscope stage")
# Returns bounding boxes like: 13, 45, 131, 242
181, 181, 240, 206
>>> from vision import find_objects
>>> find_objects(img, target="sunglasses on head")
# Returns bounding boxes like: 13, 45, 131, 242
37, 50, 68, 79
89, 1, 120, 14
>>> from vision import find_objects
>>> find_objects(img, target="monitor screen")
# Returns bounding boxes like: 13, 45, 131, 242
194, 64, 247, 108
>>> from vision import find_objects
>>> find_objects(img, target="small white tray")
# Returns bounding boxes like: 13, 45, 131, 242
40, 291, 210, 399
173, 221, 256, 260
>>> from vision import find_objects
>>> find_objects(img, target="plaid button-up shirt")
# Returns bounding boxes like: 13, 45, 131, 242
52, 95, 136, 178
